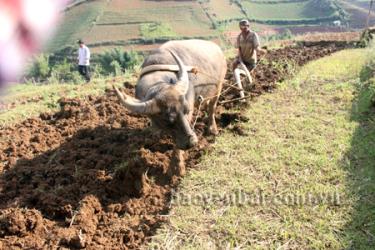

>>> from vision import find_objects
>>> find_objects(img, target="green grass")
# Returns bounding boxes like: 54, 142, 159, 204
46, 0, 106, 52
242, 0, 334, 20
0, 75, 134, 126
207, 0, 245, 20
99, 4, 212, 37
140, 23, 178, 39
85, 24, 142, 44
149, 48, 375, 249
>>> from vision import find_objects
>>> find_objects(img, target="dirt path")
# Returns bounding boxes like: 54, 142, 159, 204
0, 41, 354, 249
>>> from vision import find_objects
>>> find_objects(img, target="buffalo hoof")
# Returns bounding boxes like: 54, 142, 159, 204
209, 125, 219, 135
168, 159, 186, 177
169, 151, 186, 177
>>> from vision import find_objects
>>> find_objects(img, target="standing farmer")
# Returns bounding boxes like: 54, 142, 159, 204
77, 39, 91, 82
232, 19, 266, 98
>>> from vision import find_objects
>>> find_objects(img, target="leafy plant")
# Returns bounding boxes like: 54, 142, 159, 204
110, 60, 122, 76
359, 41, 375, 105
96, 48, 142, 75
27, 54, 50, 81
48, 60, 83, 84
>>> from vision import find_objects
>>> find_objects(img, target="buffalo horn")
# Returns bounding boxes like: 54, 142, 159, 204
169, 50, 189, 95
113, 86, 160, 114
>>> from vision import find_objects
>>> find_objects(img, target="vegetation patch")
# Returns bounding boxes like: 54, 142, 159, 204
357, 42, 375, 108
0, 80, 116, 126
140, 22, 178, 39
205, 0, 245, 20
150, 49, 375, 249
99, 2, 212, 37
47, 0, 106, 52
242, 0, 335, 20
85, 24, 142, 43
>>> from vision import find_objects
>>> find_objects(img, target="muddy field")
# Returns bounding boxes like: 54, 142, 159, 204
0, 41, 354, 249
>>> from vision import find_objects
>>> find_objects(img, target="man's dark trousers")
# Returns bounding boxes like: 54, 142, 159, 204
78, 65, 90, 82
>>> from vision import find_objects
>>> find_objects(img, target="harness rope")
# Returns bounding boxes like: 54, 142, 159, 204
192, 95, 204, 129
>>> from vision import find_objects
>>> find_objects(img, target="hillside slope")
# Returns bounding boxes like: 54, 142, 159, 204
48, 0, 352, 53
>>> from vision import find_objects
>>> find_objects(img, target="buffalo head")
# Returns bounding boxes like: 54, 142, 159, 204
114, 50, 198, 150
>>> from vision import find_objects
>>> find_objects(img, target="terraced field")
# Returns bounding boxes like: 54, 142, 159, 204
48, 0, 359, 53
85, 0, 214, 52
342, 0, 375, 28
101, 1, 212, 35
85, 24, 141, 43
243, 0, 334, 20
205, 0, 244, 20
47, 0, 106, 52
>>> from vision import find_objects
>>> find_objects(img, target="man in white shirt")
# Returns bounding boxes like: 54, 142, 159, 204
232, 19, 266, 98
77, 39, 91, 82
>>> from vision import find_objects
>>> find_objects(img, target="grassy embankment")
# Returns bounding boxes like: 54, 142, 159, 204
0, 75, 134, 126
149, 48, 375, 249
242, 0, 333, 20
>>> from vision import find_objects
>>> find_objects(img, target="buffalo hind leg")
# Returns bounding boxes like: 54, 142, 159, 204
168, 148, 186, 177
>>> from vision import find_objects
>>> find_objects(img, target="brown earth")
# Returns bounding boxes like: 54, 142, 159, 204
0, 41, 355, 249
221, 40, 355, 108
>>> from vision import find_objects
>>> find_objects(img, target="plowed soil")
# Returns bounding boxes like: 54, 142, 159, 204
0, 41, 354, 249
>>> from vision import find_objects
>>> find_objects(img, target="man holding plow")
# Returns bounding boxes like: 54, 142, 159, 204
232, 19, 266, 99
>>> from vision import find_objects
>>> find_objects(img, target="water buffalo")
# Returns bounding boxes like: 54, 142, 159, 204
114, 39, 227, 176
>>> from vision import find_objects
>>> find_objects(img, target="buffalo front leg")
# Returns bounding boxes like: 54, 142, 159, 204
207, 83, 224, 135
168, 148, 186, 177
207, 97, 219, 135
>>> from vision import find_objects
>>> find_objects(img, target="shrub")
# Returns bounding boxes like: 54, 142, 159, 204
123, 50, 142, 70
358, 41, 375, 107
25, 47, 143, 83
110, 60, 122, 76
48, 60, 83, 84
96, 48, 142, 75
90, 64, 104, 79
27, 54, 50, 81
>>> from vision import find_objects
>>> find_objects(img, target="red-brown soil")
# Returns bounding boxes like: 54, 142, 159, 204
0, 41, 355, 249
221, 40, 354, 108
